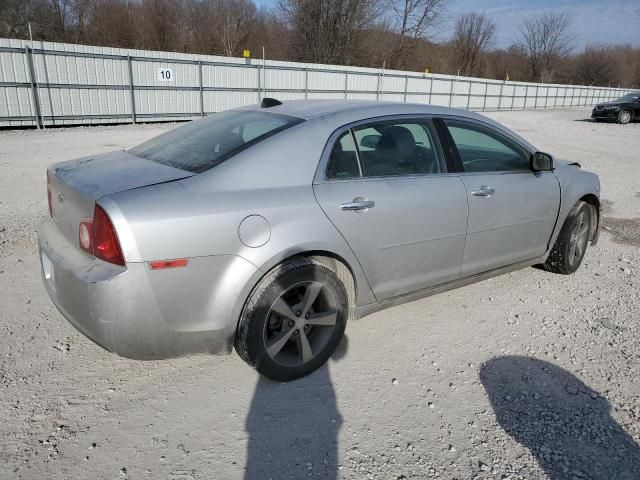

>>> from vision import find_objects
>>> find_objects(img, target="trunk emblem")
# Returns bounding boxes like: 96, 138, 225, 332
58, 193, 65, 203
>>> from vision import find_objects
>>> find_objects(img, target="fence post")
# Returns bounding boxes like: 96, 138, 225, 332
304, 67, 308, 99
127, 55, 136, 124
448, 76, 455, 107
428, 76, 433, 104
481, 81, 488, 111
497, 80, 505, 110
553, 87, 558, 108
344, 71, 348, 99
376, 70, 381, 100
24, 46, 43, 129
544, 86, 549, 108
466, 81, 472, 110
523, 85, 528, 110
198, 60, 204, 117
510, 82, 515, 110
257, 63, 262, 101
403, 75, 409, 103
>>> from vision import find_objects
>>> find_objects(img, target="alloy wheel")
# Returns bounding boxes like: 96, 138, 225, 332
568, 211, 589, 267
263, 281, 338, 367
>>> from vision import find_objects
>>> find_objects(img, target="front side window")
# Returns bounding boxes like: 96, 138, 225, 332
129, 110, 303, 173
444, 120, 530, 173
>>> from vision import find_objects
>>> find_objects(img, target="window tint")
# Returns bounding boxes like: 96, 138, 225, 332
354, 120, 444, 177
128, 110, 303, 173
326, 132, 360, 179
444, 120, 530, 173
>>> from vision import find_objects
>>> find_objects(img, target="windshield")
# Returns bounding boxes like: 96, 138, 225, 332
614, 93, 639, 103
129, 110, 303, 173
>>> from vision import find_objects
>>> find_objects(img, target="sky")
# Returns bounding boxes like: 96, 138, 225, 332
253, 0, 640, 50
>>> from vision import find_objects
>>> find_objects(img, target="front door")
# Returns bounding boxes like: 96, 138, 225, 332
441, 118, 561, 276
314, 118, 469, 301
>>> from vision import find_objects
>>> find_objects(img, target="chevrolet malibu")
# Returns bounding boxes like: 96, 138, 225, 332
38, 99, 602, 381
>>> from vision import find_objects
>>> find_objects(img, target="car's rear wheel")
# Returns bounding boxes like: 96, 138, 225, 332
235, 257, 349, 382
543, 201, 592, 275
617, 110, 632, 125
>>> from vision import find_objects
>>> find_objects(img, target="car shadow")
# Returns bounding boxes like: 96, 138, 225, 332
480, 356, 640, 479
243, 336, 348, 480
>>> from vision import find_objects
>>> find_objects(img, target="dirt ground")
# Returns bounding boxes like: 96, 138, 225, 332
0, 108, 639, 480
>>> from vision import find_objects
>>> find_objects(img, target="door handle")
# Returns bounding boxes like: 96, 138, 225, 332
340, 198, 375, 211
471, 186, 495, 197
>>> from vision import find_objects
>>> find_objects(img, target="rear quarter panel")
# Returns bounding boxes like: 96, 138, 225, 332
102, 120, 377, 321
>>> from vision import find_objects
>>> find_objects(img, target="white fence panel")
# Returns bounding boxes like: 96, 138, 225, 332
0, 38, 636, 128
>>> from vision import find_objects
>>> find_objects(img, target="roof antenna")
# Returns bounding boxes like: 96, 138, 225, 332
261, 97, 282, 108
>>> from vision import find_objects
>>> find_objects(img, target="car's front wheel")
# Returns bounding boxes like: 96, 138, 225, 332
235, 257, 349, 381
617, 110, 632, 124
543, 201, 592, 275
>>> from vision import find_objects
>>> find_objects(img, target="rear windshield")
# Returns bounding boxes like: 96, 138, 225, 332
128, 110, 303, 173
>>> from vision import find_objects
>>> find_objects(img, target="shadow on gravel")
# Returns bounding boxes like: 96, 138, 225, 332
603, 217, 640, 247
481, 356, 640, 479
243, 337, 348, 480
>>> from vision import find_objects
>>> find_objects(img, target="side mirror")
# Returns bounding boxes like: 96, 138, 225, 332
531, 152, 554, 172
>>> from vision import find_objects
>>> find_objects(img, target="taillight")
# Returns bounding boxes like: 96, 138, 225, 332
93, 205, 125, 266
47, 171, 53, 217
78, 205, 125, 266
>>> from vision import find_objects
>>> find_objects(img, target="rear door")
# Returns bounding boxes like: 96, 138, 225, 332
313, 117, 468, 301
440, 117, 560, 276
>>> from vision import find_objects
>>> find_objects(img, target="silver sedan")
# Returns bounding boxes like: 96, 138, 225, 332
38, 99, 601, 381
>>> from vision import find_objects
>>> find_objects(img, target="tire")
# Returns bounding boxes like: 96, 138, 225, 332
617, 110, 632, 125
543, 201, 592, 275
235, 257, 349, 382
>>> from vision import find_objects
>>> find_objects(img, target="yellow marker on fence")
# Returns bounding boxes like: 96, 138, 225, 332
243, 49, 251, 58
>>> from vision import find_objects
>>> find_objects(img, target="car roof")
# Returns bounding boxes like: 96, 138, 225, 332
235, 99, 485, 121
234, 99, 537, 152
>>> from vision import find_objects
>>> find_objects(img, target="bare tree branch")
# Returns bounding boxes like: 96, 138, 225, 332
452, 12, 494, 77
517, 12, 576, 82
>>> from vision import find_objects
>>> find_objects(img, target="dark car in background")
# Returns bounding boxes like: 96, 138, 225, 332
591, 92, 640, 124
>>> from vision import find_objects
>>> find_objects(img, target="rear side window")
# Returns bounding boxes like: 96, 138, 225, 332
326, 119, 445, 180
354, 120, 444, 177
129, 110, 303, 173
326, 132, 360, 179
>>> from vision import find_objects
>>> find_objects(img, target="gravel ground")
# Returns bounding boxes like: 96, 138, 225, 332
0, 108, 639, 480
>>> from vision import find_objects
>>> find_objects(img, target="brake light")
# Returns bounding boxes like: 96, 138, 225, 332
77, 205, 125, 266
47, 171, 53, 217
93, 205, 125, 266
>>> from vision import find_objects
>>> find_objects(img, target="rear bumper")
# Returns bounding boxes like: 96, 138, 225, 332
38, 217, 258, 359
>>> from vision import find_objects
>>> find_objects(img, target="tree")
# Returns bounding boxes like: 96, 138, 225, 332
279, 0, 378, 65
136, 0, 185, 52
452, 12, 494, 76
86, 0, 137, 48
216, 0, 259, 57
574, 44, 616, 86
385, 0, 447, 69
517, 12, 575, 82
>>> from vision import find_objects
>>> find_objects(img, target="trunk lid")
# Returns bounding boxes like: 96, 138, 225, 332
48, 150, 193, 248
